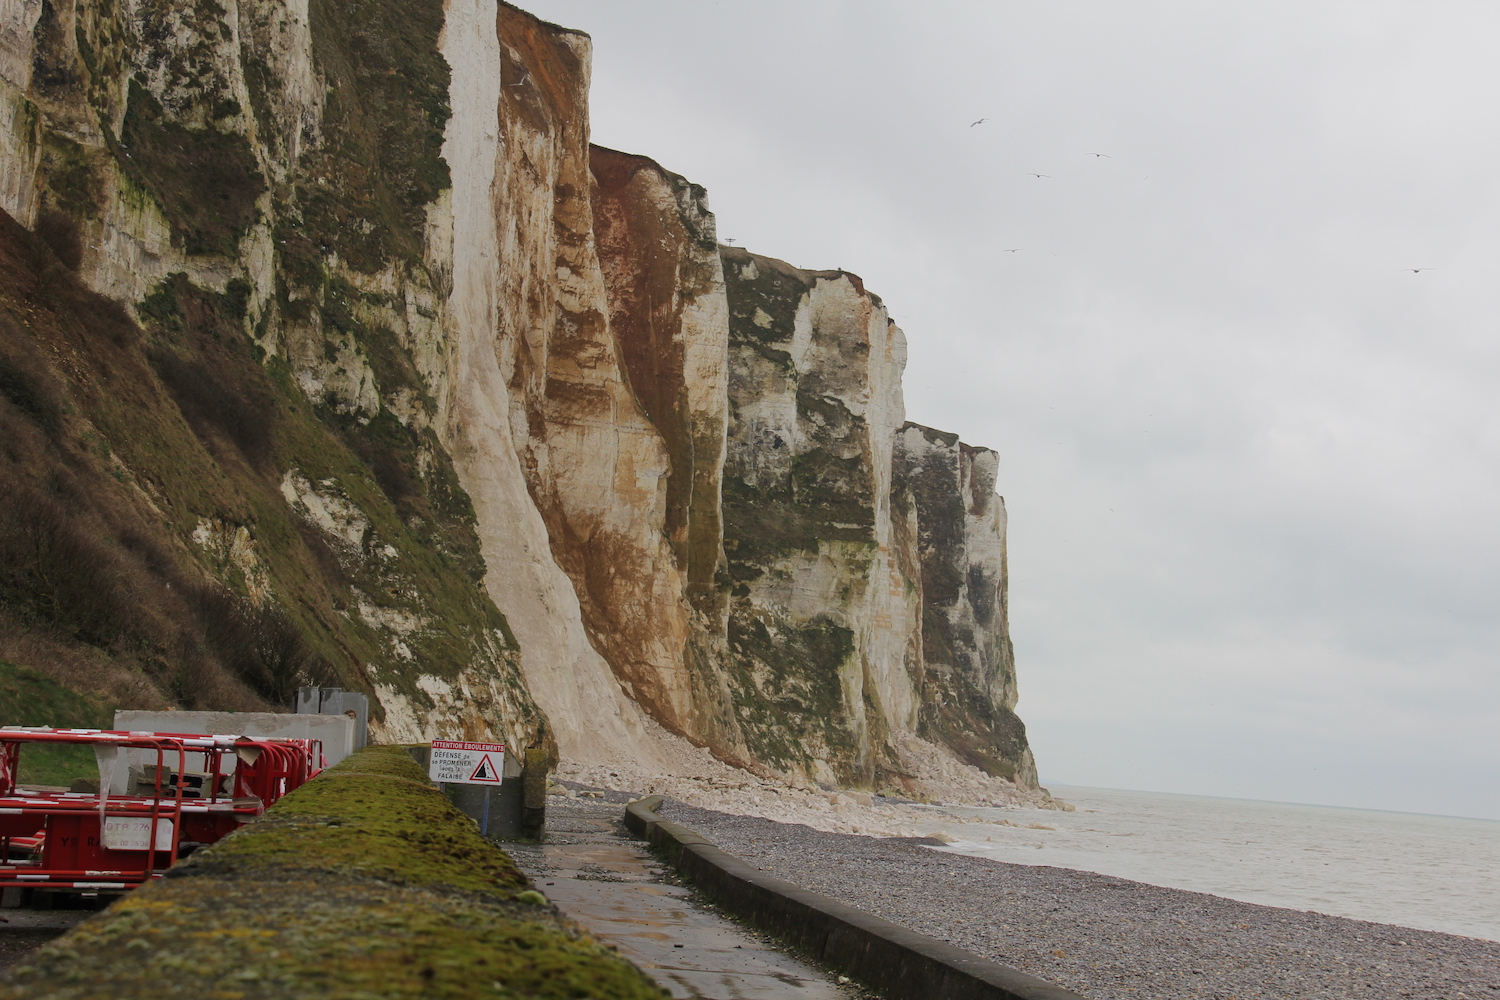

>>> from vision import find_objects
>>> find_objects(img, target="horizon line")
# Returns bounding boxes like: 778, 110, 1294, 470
1039, 781, 1500, 825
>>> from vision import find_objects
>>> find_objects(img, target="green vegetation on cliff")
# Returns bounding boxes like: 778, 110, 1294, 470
116, 80, 266, 257
0, 746, 667, 999
716, 248, 882, 779
0, 200, 534, 732
297, 0, 452, 271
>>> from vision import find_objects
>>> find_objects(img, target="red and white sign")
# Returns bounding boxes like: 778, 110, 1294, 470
428, 740, 506, 785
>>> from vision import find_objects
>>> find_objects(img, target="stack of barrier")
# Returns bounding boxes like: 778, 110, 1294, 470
0, 728, 321, 897
625, 795, 1090, 1000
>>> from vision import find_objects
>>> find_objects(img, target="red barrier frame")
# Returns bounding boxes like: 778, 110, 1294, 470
0, 729, 322, 892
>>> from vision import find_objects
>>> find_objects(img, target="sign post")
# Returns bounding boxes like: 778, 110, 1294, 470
428, 740, 506, 837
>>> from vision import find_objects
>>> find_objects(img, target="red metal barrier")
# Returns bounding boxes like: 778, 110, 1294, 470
0, 728, 322, 894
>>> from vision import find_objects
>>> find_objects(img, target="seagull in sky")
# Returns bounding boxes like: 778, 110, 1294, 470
1003, 248, 1023, 253
1400, 267, 1434, 273
970, 118, 988, 127
1028, 173, 1051, 178
1086, 152, 1111, 158
508, 69, 529, 87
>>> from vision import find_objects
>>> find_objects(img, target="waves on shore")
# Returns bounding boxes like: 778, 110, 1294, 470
931, 784, 1500, 942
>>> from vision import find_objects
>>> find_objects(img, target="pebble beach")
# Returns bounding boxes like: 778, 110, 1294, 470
657, 799, 1500, 1000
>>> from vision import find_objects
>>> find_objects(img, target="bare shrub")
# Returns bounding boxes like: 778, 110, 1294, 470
188, 584, 330, 706
34, 208, 81, 271
0, 323, 63, 438
0, 490, 129, 646
149, 346, 275, 469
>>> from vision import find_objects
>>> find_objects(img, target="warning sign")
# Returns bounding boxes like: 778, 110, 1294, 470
428, 740, 506, 785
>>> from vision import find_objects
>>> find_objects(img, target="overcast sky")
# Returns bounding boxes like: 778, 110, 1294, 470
521, 0, 1500, 820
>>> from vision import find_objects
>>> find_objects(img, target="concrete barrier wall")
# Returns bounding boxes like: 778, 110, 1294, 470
625, 796, 1090, 1000
113, 710, 358, 765
405, 745, 546, 841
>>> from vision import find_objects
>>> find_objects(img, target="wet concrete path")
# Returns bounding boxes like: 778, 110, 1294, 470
505, 796, 860, 1000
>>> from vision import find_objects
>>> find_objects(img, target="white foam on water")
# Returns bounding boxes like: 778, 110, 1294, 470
933, 784, 1500, 942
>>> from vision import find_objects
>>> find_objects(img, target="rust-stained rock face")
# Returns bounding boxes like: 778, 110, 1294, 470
484, 7, 696, 752
589, 146, 743, 754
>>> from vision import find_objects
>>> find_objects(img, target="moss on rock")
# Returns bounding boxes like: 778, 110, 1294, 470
298, 0, 452, 273
0, 746, 667, 1000
115, 80, 266, 257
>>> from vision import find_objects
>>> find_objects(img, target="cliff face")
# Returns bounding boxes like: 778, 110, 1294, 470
715, 249, 918, 784
589, 147, 740, 754
895, 424, 1037, 787
0, 0, 1041, 793
0, 0, 544, 749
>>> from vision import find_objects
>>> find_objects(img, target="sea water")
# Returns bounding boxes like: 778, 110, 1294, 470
925, 784, 1500, 942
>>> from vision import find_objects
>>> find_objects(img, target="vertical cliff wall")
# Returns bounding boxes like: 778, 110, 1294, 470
895, 424, 1037, 787
712, 249, 917, 785
0, 0, 1041, 794
589, 146, 742, 755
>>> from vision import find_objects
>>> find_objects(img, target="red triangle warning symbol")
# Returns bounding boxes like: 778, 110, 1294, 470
468, 754, 501, 783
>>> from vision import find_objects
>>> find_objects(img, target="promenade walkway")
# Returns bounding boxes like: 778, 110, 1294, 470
506, 794, 860, 1000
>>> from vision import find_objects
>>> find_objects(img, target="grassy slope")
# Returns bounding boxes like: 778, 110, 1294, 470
0, 661, 111, 786
0, 178, 535, 735
0, 746, 666, 999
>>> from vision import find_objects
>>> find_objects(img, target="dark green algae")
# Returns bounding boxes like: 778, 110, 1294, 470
0, 746, 667, 999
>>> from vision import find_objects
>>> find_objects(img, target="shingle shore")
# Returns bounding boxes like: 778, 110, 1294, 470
659, 800, 1499, 1000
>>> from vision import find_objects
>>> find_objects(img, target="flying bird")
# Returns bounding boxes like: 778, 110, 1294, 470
1086, 152, 1111, 158
970, 118, 988, 127
1028, 173, 1051, 178
1401, 267, 1434, 273
508, 69, 529, 87
1003, 248, 1024, 253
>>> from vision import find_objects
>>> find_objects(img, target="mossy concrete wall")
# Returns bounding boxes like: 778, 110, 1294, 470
0, 745, 667, 1000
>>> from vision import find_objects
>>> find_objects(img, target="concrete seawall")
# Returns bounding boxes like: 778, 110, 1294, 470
625, 795, 1090, 1000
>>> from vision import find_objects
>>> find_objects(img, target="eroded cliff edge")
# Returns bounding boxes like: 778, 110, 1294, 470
0, 0, 1041, 798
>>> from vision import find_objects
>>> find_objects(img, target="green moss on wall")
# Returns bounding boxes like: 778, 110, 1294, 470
0, 747, 667, 999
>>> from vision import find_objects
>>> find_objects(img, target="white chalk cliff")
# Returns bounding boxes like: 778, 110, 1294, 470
0, 0, 1041, 794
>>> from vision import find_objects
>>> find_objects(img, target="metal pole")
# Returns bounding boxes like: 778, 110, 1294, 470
480, 786, 491, 836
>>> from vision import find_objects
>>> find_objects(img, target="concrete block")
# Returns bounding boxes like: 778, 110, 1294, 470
405, 744, 530, 841
113, 711, 358, 766
295, 687, 369, 751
